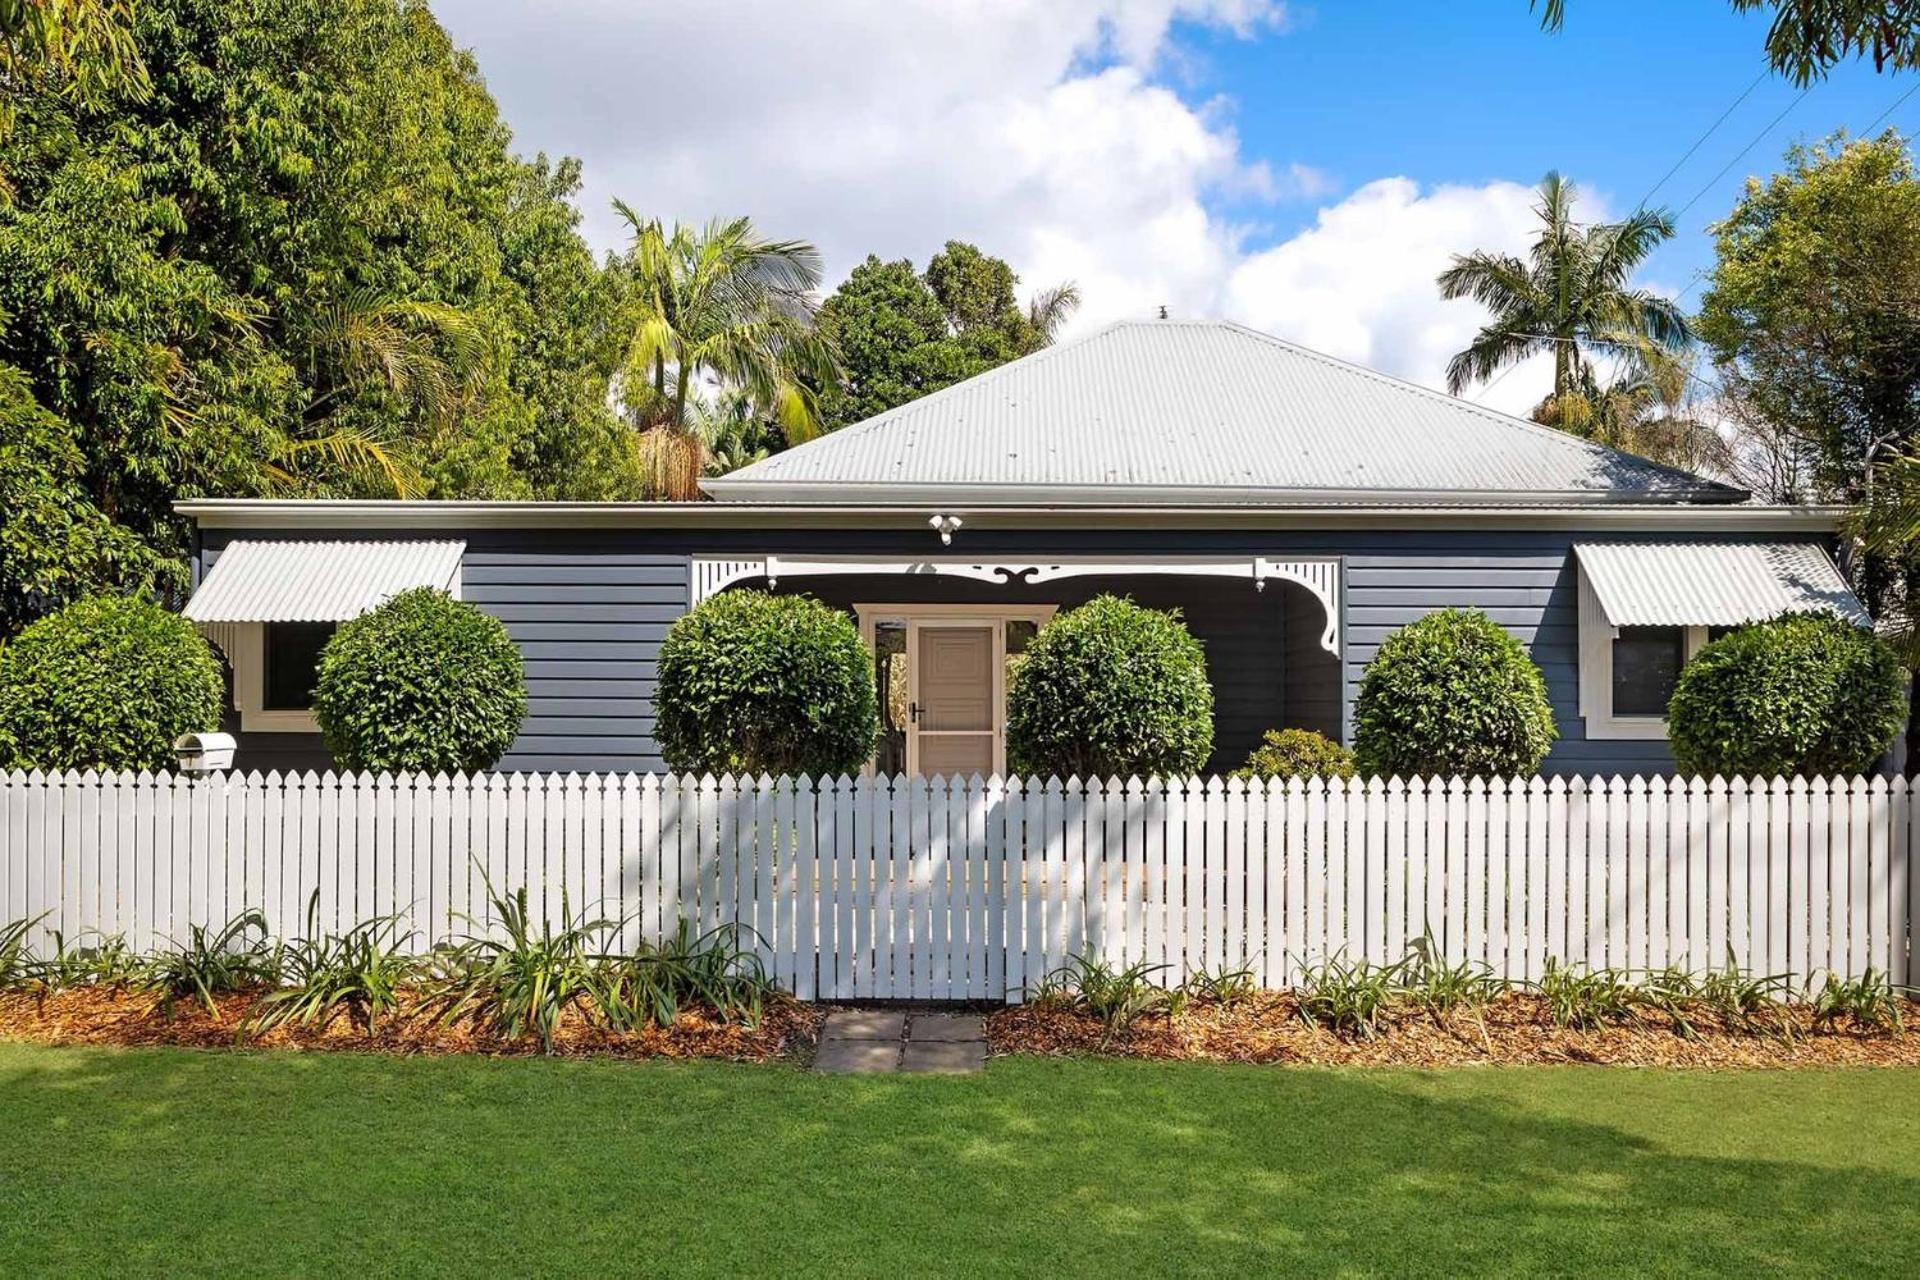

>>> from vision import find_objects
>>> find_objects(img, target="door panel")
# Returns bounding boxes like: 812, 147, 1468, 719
917, 627, 993, 731
917, 732, 995, 777
911, 624, 996, 776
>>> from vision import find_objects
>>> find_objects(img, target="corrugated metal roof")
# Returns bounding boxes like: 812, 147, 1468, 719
704, 320, 1745, 505
1574, 541, 1868, 627
184, 540, 465, 623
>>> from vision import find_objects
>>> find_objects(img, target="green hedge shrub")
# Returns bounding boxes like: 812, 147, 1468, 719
653, 590, 876, 777
1667, 611, 1905, 778
313, 588, 526, 774
1005, 595, 1213, 779
1354, 608, 1557, 779
0, 595, 222, 772
1232, 728, 1356, 782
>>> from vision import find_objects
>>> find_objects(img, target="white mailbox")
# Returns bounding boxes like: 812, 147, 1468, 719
173, 732, 237, 775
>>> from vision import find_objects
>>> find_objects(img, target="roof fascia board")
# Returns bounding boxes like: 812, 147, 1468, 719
175, 499, 1849, 534
699, 479, 1747, 506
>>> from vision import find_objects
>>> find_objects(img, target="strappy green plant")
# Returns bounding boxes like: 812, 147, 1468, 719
590, 919, 777, 1030
145, 909, 279, 1017
1032, 954, 1182, 1032
1812, 968, 1906, 1034
1534, 959, 1641, 1031
1296, 954, 1406, 1040
1182, 962, 1258, 1006
421, 882, 615, 1053
0, 914, 46, 989
249, 891, 418, 1035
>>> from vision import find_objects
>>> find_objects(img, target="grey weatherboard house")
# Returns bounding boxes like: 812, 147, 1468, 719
177, 319, 1867, 778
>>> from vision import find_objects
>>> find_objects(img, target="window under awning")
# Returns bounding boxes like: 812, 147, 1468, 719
1572, 541, 1869, 629
184, 540, 465, 623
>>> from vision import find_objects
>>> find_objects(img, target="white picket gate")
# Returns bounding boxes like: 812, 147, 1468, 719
2, 770, 1914, 999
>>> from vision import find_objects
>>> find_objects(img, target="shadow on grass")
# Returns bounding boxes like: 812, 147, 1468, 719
2, 1046, 1915, 1276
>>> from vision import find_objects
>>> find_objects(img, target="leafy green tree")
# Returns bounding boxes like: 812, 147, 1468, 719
818, 241, 1079, 430
611, 209, 840, 499
1438, 172, 1691, 425
0, 0, 636, 634
0, 363, 174, 633
0, 0, 147, 191
1535, 1, 1920, 84
1700, 133, 1920, 522
1711, 132, 1920, 765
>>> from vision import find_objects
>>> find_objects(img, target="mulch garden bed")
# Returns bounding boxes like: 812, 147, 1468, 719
987, 992, 1920, 1068
11, 988, 1920, 1069
0, 988, 824, 1063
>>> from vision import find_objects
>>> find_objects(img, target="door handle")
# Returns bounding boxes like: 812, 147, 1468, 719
909, 702, 924, 724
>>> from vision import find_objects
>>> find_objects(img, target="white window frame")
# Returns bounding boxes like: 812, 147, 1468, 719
855, 603, 1058, 776
226, 622, 325, 734
1576, 571, 1709, 740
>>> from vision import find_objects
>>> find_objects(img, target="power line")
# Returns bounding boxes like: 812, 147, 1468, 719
1464, 71, 1791, 406
1862, 79, 1920, 134
1674, 86, 1813, 219
1630, 70, 1769, 213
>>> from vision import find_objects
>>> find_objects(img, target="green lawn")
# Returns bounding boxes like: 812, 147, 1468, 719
2, 1045, 1917, 1276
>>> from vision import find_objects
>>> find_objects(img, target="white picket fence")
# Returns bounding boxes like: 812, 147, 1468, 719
1, 769, 1914, 1000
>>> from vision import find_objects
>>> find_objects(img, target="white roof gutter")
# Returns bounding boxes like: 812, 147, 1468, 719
176, 498, 1852, 534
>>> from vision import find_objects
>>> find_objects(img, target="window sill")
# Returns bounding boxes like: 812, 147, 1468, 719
239, 708, 320, 734
1582, 715, 1670, 742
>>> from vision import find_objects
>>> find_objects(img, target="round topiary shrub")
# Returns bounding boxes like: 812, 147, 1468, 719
653, 590, 876, 777
1232, 728, 1356, 782
313, 588, 527, 774
1667, 610, 1905, 778
0, 595, 222, 772
1354, 607, 1557, 779
1005, 594, 1214, 779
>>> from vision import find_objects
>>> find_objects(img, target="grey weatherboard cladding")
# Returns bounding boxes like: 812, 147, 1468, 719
197, 523, 1830, 779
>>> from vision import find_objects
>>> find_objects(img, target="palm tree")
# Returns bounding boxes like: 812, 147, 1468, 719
268, 290, 485, 498
613, 207, 840, 499
1025, 281, 1082, 349
1438, 172, 1692, 425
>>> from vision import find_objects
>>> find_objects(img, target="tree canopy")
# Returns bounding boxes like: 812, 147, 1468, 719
817, 241, 1077, 430
0, 0, 637, 632
1699, 132, 1920, 514
1535, 1, 1920, 84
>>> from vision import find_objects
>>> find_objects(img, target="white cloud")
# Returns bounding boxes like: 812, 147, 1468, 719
1223, 177, 1574, 416
438, 0, 1593, 418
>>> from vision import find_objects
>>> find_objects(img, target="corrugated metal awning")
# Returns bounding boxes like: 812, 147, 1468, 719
184, 540, 465, 623
1573, 541, 1869, 628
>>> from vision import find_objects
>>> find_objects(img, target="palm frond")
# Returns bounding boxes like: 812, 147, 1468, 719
1027, 281, 1082, 344
268, 427, 424, 499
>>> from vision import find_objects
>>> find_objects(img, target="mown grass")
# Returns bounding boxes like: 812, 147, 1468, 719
1, 1043, 1917, 1276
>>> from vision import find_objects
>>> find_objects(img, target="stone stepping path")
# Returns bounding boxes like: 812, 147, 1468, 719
813, 1009, 988, 1074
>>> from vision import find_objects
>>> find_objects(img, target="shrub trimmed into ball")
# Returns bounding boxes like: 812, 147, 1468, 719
313, 588, 526, 774
653, 590, 876, 778
0, 595, 222, 772
1005, 595, 1214, 780
1353, 608, 1557, 779
1667, 610, 1904, 778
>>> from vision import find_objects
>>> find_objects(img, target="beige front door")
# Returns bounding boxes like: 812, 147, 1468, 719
909, 622, 997, 778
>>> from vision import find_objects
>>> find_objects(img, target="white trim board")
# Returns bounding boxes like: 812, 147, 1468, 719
692, 554, 1343, 654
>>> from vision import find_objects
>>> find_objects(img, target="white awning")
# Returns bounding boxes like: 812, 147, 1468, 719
1573, 541, 1868, 629
185, 540, 465, 623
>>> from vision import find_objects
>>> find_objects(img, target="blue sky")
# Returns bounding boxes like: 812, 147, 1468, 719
441, 1, 1917, 412
1185, 1, 1917, 290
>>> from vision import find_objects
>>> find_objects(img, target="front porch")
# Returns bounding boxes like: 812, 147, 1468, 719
695, 556, 1343, 777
